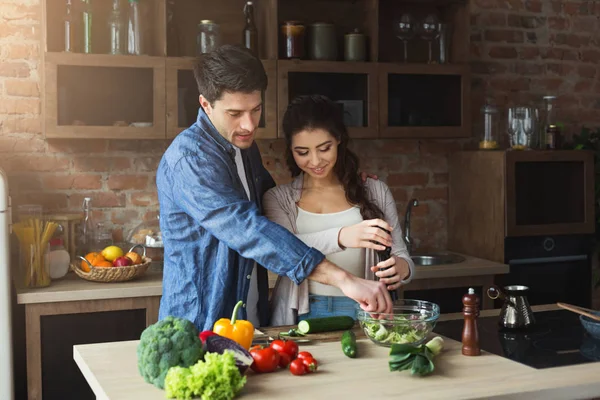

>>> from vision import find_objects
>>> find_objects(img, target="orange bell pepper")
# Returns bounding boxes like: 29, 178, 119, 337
213, 300, 254, 350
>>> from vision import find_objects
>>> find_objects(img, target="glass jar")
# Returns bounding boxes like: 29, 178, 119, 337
14, 204, 53, 288
197, 20, 220, 55
479, 98, 499, 150
281, 21, 305, 59
127, 214, 163, 262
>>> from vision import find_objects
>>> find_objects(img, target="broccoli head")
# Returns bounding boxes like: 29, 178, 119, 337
137, 316, 204, 389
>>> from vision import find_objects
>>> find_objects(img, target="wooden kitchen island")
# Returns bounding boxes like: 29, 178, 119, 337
73, 306, 600, 400
17, 253, 507, 399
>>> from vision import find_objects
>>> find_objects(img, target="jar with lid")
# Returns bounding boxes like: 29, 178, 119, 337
479, 98, 499, 150
197, 20, 220, 55
344, 29, 366, 61
281, 21, 305, 59
308, 23, 336, 61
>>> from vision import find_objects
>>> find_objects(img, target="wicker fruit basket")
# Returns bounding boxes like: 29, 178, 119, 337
70, 245, 152, 283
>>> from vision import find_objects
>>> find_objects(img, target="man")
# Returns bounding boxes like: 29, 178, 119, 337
156, 44, 393, 332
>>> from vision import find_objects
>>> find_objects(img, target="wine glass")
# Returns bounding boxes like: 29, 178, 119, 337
420, 14, 440, 64
394, 14, 415, 63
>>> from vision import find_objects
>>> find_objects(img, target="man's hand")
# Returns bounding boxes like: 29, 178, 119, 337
359, 171, 379, 183
338, 272, 393, 314
308, 260, 393, 314
338, 219, 393, 250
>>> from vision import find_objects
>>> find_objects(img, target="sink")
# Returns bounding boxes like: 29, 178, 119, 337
411, 253, 466, 266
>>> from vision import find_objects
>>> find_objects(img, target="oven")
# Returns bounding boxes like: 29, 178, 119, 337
496, 235, 593, 308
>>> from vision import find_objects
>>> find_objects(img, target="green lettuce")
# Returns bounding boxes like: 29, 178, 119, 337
164, 351, 246, 400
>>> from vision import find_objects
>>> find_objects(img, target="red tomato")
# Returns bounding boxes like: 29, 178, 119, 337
278, 352, 291, 368
302, 356, 318, 373
296, 351, 313, 360
290, 358, 308, 376
250, 346, 280, 373
270, 339, 299, 360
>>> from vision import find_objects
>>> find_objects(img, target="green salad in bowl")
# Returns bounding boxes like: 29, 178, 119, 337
356, 299, 440, 347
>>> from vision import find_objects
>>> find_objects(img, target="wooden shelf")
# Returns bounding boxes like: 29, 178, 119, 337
41, 0, 471, 140
44, 52, 166, 67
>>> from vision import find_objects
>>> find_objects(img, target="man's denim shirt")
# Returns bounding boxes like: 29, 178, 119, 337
156, 109, 325, 331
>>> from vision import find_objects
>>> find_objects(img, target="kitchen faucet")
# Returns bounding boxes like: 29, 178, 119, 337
404, 199, 418, 254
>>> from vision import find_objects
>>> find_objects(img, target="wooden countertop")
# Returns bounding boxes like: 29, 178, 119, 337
411, 252, 508, 280
73, 306, 600, 400
16, 270, 163, 304
17, 252, 507, 305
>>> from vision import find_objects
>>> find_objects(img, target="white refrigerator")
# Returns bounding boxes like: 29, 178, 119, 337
0, 167, 14, 400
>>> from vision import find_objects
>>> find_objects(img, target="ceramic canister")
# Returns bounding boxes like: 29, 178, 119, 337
308, 23, 337, 61
344, 29, 366, 61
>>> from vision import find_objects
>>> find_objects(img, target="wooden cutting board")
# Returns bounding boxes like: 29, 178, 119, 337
256, 323, 365, 343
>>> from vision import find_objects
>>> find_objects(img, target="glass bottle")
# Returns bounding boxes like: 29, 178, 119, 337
127, 0, 144, 55
77, 197, 95, 255
166, 0, 179, 56
108, 0, 124, 55
63, 0, 76, 52
243, 1, 258, 56
479, 98, 499, 150
542, 96, 559, 149
81, 0, 93, 54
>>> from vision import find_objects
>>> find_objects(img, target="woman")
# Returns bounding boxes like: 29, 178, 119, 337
264, 94, 415, 326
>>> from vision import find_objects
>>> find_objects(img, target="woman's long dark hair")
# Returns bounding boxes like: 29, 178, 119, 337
282, 94, 383, 220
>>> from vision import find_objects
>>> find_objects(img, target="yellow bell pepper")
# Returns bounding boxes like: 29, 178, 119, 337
213, 300, 254, 350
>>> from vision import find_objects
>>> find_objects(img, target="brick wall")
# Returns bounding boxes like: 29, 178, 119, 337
1, 0, 599, 252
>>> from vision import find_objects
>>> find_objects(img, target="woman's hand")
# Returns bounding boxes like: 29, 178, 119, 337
371, 256, 411, 291
338, 219, 393, 250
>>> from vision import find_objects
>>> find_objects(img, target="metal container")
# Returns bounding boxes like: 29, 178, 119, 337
344, 29, 366, 61
197, 20, 220, 54
488, 285, 536, 329
308, 22, 337, 61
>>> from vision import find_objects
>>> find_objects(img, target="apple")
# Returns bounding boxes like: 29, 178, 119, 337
113, 256, 133, 267
125, 251, 143, 265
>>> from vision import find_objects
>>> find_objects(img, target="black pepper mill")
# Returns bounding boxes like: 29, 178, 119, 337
375, 228, 398, 302
462, 287, 481, 356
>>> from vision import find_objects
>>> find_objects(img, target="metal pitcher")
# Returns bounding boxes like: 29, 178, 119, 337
487, 285, 536, 329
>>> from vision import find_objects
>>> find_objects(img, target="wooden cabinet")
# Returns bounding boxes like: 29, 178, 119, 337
277, 60, 379, 139
166, 58, 278, 139
41, 0, 470, 139
43, 53, 166, 140
379, 63, 471, 138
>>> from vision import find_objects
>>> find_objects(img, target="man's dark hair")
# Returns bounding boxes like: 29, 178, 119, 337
193, 44, 267, 105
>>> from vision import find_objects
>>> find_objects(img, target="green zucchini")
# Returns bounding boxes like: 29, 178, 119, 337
341, 330, 357, 358
297, 316, 355, 335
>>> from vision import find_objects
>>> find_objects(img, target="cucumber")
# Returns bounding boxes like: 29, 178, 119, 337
297, 316, 355, 335
341, 330, 357, 358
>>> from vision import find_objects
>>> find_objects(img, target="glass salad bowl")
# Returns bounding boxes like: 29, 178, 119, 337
356, 299, 440, 347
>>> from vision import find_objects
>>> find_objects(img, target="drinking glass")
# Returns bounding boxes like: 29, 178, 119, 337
420, 14, 440, 64
394, 14, 415, 63
507, 107, 535, 150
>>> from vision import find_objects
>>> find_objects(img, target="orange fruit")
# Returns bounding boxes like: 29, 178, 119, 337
81, 252, 106, 272
94, 260, 113, 268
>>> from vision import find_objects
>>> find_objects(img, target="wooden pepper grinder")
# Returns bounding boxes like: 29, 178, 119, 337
462, 287, 481, 356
